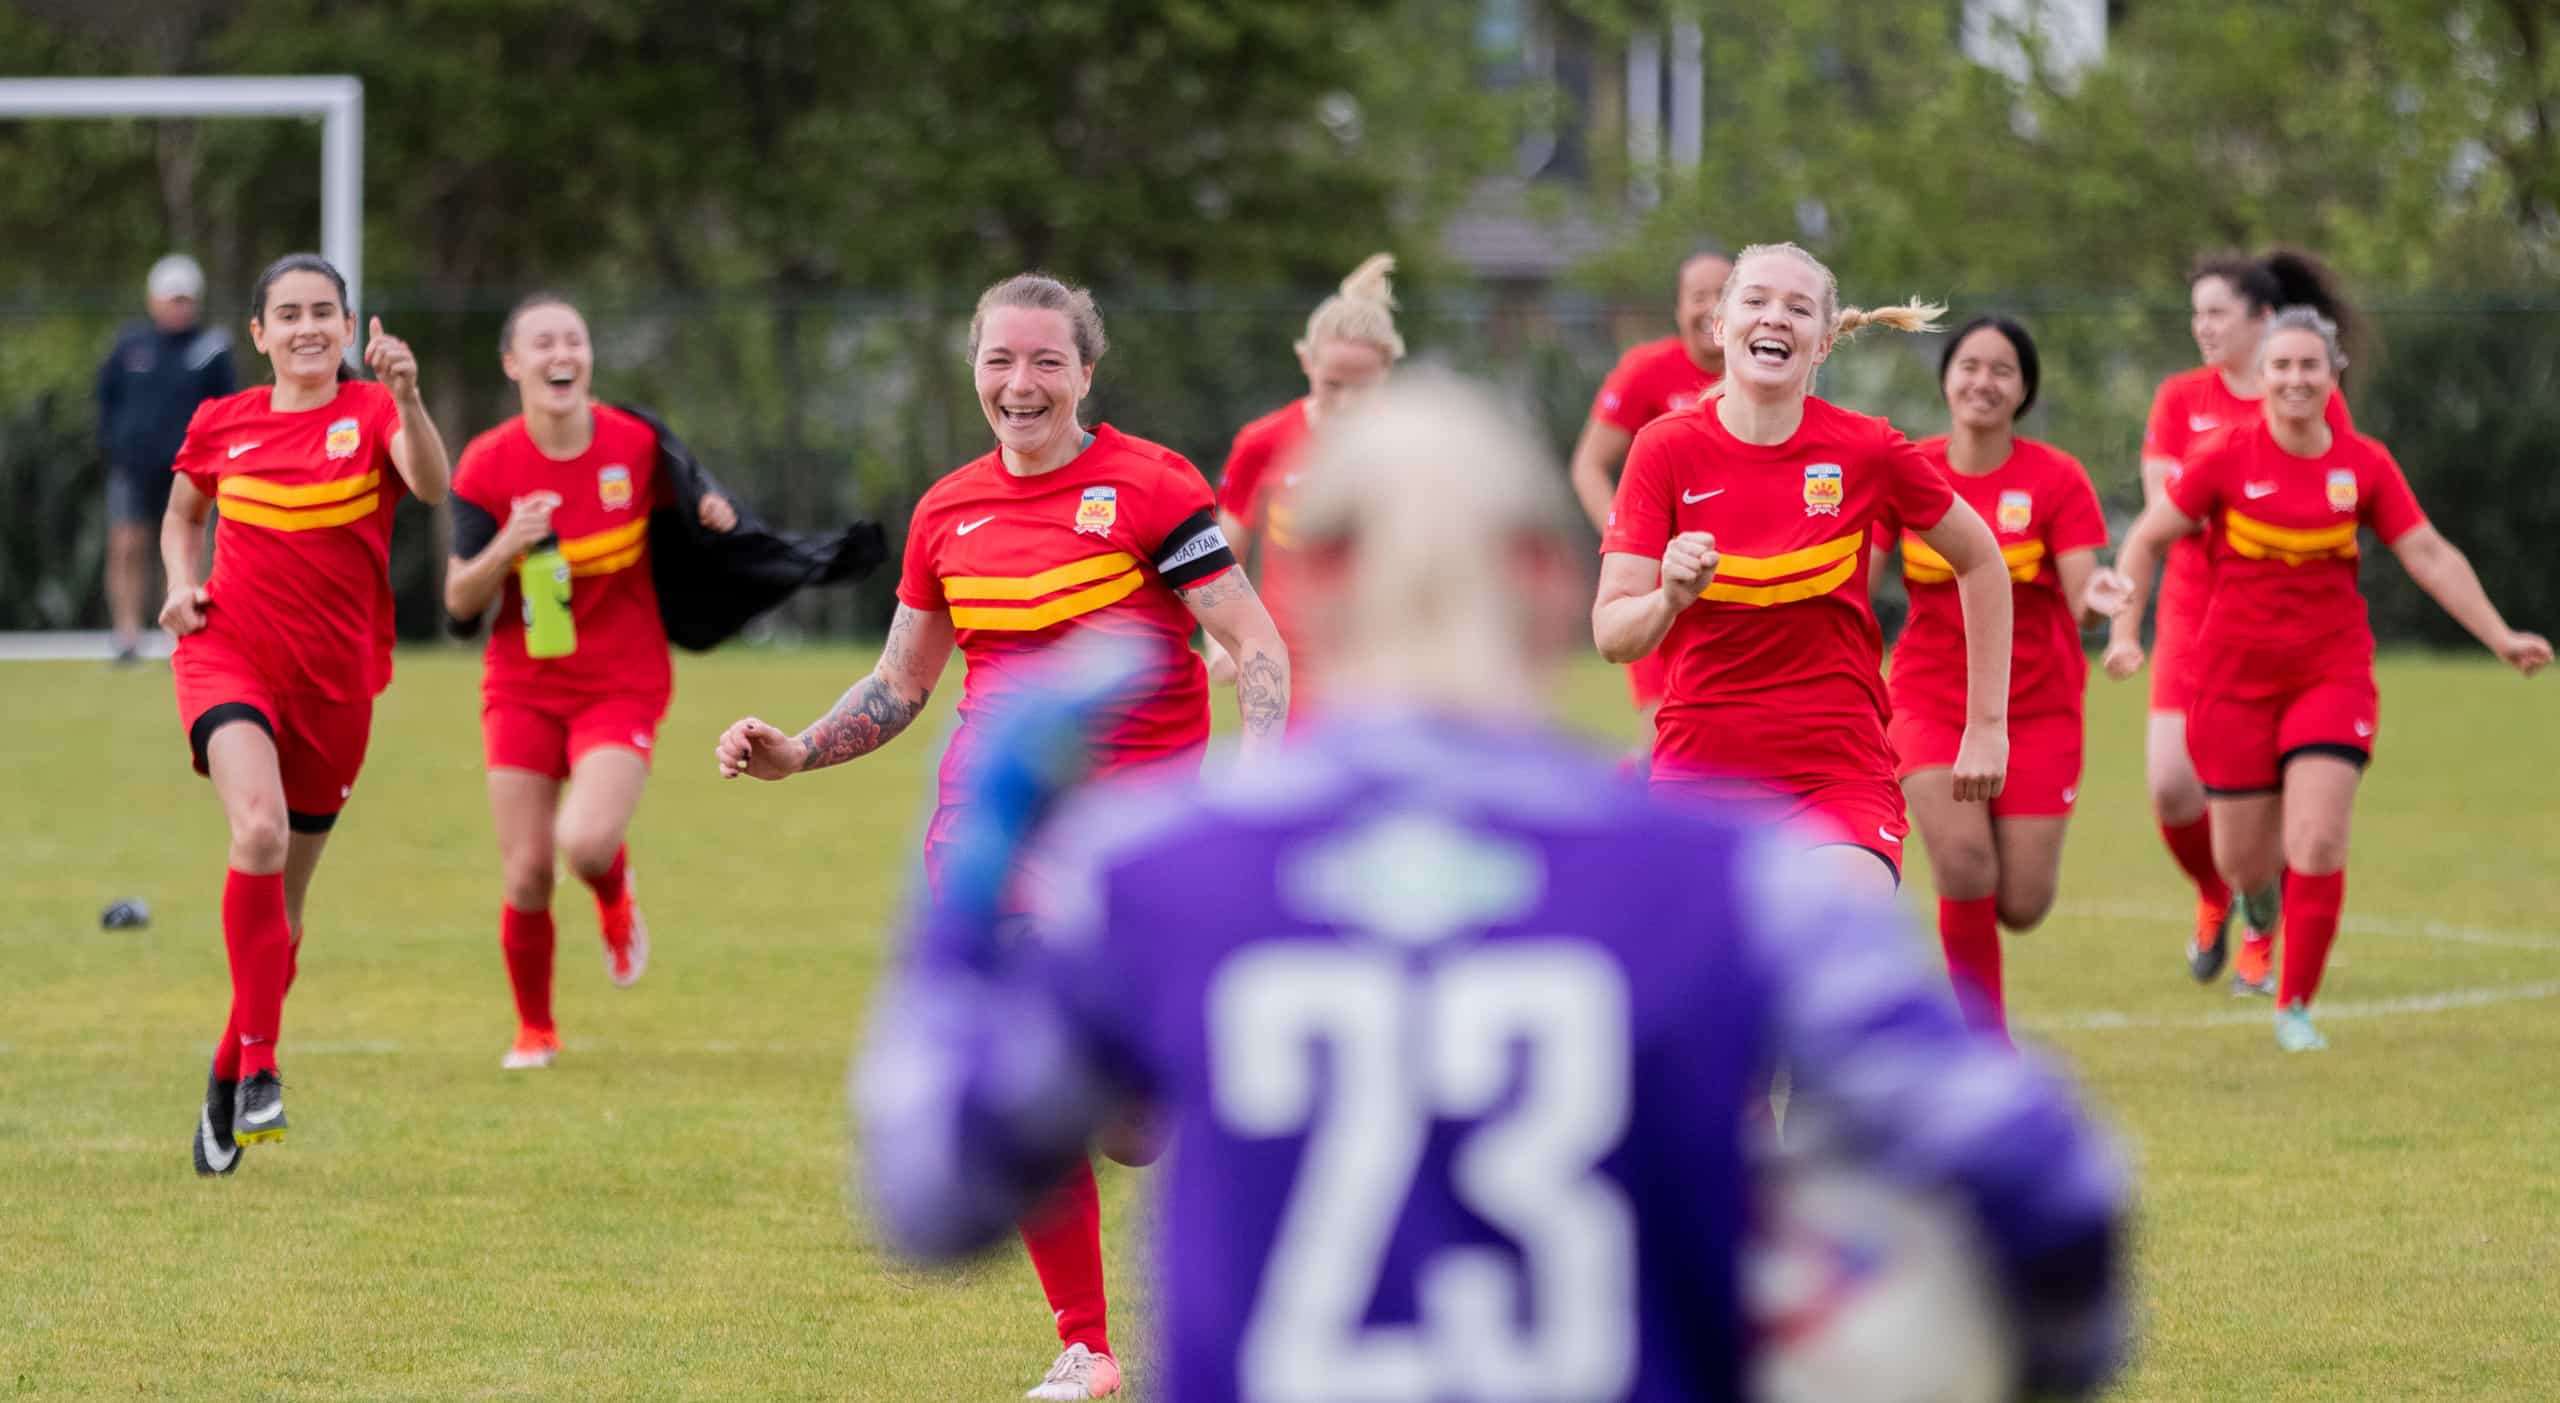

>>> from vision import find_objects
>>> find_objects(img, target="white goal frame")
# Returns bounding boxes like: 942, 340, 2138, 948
0, 76, 365, 345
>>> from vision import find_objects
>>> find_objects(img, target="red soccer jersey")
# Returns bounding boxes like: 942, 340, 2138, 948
900, 424, 1232, 810
172, 381, 407, 702
1889, 436, 2108, 725
2142, 367, 2352, 611
2168, 419, 2425, 696
451, 404, 672, 708
1214, 398, 1314, 647
1603, 396, 1956, 787
1590, 336, 1722, 435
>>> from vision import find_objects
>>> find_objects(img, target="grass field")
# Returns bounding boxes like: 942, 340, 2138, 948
3, 646, 2554, 1401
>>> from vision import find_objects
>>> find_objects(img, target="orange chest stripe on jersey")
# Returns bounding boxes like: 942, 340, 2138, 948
562, 518, 651, 578
946, 551, 1144, 631
1903, 537, 2048, 586
218, 469, 381, 532
1704, 530, 1863, 607
2224, 510, 2357, 565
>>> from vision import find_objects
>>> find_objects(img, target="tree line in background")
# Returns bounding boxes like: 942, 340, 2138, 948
2, 0, 2553, 644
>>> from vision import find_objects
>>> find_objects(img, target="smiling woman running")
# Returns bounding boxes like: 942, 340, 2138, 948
1594, 241, 2013, 903
716, 272, 1286, 1400
163, 253, 451, 1175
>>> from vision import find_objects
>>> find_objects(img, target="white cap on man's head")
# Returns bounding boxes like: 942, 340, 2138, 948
147, 254, 205, 301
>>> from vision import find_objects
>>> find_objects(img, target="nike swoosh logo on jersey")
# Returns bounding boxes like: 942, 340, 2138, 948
2243, 481, 2279, 499
228, 442, 262, 459
1683, 489, 1726, 504
1878, 827, 1902, 844
956, 517, 994, 535
2354, 721, 2375, 737
2188, 415, 2218, 433
198, 1108, 237, 1170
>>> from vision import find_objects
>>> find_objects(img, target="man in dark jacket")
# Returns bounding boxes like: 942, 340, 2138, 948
98, 254, 235, 663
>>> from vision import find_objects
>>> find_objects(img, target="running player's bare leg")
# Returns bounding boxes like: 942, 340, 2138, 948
280, 830, 331, 991
1903, 772, 2004, 1034
2277, 755, 2359, 878
559, 747, 651, 986
2144, 711, 2206, 826
2271, 756, 2359, 1034
203, 722, 294, 1133
206, 723, 290, 877
1803, 841, 1900, 903
1989, 817, 2070, 933
2205, 793, 2283, 896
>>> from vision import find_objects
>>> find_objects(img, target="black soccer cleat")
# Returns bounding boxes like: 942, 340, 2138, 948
194, 1065, 243, 1177
2187, 899, 2234, 983
234, 1069, 287, 1146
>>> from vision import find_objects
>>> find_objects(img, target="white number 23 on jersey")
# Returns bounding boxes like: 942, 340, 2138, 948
1209, 942, 1639, 1403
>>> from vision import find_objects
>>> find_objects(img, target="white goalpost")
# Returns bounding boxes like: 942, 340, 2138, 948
0, 75, 366, 331
0, 77, 363, 661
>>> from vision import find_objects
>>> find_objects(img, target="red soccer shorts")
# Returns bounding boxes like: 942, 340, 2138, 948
482, 694, 666, 780
175, 642, 374, 830
2188, 673, 2377, 795
1649, 770, 1909, 878
1888, 710, 2084, 818
2149, 568, 2205, 714
1625, 650, 1671, 710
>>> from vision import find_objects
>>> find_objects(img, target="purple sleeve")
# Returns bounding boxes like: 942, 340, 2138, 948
1737, 840, 2129, 1396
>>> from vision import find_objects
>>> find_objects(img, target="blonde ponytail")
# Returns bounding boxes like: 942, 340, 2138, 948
1298, 252, 1407, 361
1833, 298, 1947, 340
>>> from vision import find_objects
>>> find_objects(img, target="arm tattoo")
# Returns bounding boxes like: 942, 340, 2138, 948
795, 674, 929, 772
1177, 571, 1250, 611
795, 610, 936, 772
1235, 647, 1289, 742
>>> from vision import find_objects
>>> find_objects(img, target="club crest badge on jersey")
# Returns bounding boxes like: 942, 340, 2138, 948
1075, 485, 1119, 536
1997, 489, 2033, 533
598, 464, 633, 510
1803, 463, 1844, 516
2326, 469, 2358, 512
324, 417, 361, 459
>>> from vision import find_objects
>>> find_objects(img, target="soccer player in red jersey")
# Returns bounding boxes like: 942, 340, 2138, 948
1204, 252, 1404, 697
2134, 250, 2359, 989
2093, 310, 2549, 1050
1568, 249, 1731, 725
1882, 318, 2107, 1038
715, 273, 1287, 1400
1594, 241, 2014, 903
162, 253, 452, 1175
444, 295, 739, 1070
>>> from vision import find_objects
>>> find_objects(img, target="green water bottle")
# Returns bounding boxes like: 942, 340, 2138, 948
520, 534, 576, 659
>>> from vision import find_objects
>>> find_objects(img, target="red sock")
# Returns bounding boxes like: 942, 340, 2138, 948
2159, 814, 2231, 908
501, 905, 558, 1032
213, 1009, 242, 1081
2276, 869, 2346, 1007
1937, 895, 2007, 1039
1019, 1156, 1111, 1357
582, 844, 629, 910
222, 869, 291, 1078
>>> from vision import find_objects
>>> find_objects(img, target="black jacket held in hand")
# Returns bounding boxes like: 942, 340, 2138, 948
447, 404, 887, 650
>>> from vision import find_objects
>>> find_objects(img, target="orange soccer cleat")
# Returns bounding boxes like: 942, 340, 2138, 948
2187, 896, 2235, 983
502, 1025, 561, 1070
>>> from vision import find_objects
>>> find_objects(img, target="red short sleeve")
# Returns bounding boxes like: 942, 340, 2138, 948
2365, 447, 2427, 545
171, 400, 225, 498
2166, 437, 2226, 521
2140, 382, 2183, 462
1590, 350, 1655, 435
451, 435, 508, 517
1139, 456, 1219, 552
2325, 388, 2354, 434
1876, 427, 1954, 536
1600, 423, 1676, 558
896, 496, 948, 613
2046, 455, 2109, 555
1216, 429, 1273, 528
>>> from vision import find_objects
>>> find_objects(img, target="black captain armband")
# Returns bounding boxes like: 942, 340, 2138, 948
449, 496, 499, 560
1154, 508, 1236, 589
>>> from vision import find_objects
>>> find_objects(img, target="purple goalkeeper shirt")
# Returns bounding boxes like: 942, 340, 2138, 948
859, 710, 2126, 1403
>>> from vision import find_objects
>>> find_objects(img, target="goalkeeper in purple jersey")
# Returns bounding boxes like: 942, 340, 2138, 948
855, 371, 2128, 1403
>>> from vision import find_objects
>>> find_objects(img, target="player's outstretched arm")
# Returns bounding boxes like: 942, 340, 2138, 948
2389, 524, 2553, 677
717, 604, 954, 779
1179, 570, 1290, 752
1566, 417, 1636, 533
1743, 844, 2129, 1397
1913, 498, 2012, 803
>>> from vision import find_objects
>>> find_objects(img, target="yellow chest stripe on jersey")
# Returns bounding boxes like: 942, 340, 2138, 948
1904, 537, 2049, 585
949, 567, 1146, 632
562, 519, 651, 577
219, 468, 380, 509
945, 551, 1138, 602
2224, 510, 2358, 564
218, 491, 380, 532
1702, 530, 1863, 607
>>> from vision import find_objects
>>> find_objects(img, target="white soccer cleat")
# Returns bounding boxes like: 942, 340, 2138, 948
1026, 1344, 1122, 1400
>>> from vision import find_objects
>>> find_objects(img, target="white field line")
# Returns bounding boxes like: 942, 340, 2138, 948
2023, 980, 2560, 1034
2056, 900, 2560, 955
